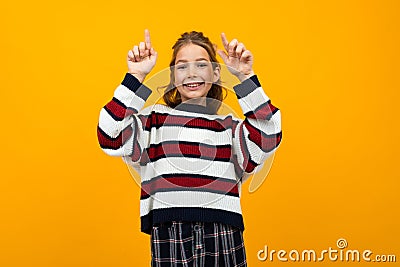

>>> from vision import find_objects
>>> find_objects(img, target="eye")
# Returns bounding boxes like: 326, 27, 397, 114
176, 64, 187, 70
197, 62, 208, 68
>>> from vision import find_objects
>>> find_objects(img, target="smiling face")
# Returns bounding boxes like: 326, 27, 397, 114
174, 44, 220, 103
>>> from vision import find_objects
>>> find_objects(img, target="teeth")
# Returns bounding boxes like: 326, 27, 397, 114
185, 82, 202, 88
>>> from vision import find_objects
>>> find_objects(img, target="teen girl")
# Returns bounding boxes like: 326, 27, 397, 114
97, 29, 282, 267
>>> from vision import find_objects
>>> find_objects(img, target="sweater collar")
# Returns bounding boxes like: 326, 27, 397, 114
174, 102, 216, 115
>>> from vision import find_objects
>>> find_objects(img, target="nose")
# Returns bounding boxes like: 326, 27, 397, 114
187, 62, 197, 78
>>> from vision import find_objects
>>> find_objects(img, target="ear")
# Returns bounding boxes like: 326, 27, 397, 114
212, 65, 221, 83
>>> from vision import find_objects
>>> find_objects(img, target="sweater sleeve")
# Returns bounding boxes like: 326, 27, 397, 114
96, 73, 152, 162
232, 75, 282, 180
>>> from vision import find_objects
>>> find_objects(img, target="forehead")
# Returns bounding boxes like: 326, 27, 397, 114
175, 44, 210, 62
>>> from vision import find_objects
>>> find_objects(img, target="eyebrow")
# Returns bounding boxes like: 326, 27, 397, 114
175, 58, 210, 64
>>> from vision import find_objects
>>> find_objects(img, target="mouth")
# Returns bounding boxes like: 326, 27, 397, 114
183, 82, 205, 90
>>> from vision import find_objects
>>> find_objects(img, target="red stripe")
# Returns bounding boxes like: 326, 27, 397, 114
244, 120, 280, 152
141, 177, 239, 197
238, 123, 260, 173
105, 99, 134, 120
247, 102, 278, 120
138, 114, 149, 128
232, 120, 238, 138
131, 138, 141, 161
144, 113, 233, 131
238, 123, 250, 169
141, 189, 146, 197
97, 125, 133, 149
244, 158, 258, 173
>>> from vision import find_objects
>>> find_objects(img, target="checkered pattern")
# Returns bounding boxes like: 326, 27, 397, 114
150, 221, 247, 267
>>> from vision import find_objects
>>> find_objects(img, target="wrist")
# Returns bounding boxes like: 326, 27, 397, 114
237, 71, 255, 83
128, 72, 146, 83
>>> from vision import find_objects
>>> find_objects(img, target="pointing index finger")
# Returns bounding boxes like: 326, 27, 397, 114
144, 29, 152, 49
221, 32, 229, 51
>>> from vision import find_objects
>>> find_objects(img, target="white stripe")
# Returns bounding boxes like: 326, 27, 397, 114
123, 155, 139, 169
234, 124, 268, 168
98, 108, 134, 138
136, 104, 155, 116
148, 125, 233, 146
244, 131, 274, 165
141, 104, 233, 121
232, 134, 245, 172
245, 110, 282, 135
140, 157, 237, 182
233, 122, 245, 171
233, 114, 280, 169
140, 191, 242, 216
114, 84, 147, 110
238, 87, 270, 115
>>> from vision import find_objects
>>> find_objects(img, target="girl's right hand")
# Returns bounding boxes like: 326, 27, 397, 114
127, 29, 158, 83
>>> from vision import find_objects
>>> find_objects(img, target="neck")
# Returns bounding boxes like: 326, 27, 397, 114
182, 97, 207, 106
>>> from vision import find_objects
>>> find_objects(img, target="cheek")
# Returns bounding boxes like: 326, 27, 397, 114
203, 68, 216, 82
176, 87, 183, 96
203, 83, 213, 94
174, 71, 185, 85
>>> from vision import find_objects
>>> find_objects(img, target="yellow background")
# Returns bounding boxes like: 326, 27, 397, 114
1, 0, 399, 266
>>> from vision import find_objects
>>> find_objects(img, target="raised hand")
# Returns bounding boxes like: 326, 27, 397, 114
127, 29, 158, 82
217, 33, 255, 82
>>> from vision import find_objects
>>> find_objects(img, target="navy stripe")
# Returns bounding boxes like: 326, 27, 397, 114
121, 73, 152, 100
141, 207, 244, 235
121, 73, 142, 92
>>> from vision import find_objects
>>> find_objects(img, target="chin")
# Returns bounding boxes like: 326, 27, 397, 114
178, 89, 207, 102
178, 84, 212, 102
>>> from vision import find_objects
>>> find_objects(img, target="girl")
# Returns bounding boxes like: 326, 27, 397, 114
97, 29, 282, 267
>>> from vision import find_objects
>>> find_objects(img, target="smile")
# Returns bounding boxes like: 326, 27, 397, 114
183, 82, 205, 90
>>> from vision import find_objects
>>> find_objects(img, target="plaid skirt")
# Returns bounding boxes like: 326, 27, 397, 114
150, 221, 247, 267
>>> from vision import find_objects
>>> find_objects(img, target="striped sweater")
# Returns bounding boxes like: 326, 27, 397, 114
97, 73, 282, 235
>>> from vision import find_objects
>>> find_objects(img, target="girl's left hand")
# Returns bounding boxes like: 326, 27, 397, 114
217, 33, 255, 82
